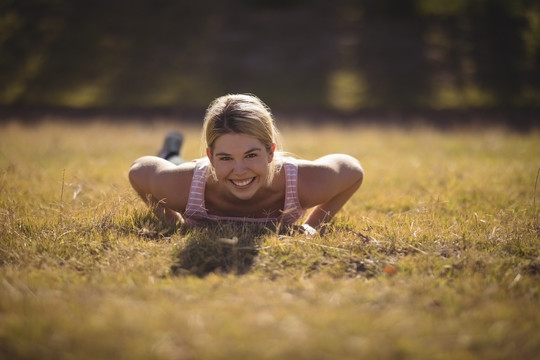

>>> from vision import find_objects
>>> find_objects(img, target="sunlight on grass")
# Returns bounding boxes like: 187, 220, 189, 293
1, 119, 539, 359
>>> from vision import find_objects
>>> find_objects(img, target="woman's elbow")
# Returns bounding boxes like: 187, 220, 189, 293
129, 160, 141, 186
128, 157, 153, 195
341, 154, 364, 187
351, 161, 364, 190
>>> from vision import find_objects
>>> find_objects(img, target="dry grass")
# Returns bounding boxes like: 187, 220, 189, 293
0, 118, 539, 359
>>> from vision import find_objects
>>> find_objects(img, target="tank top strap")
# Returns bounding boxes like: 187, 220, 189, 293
281, 159, 306, 224
184, 158, 209, 224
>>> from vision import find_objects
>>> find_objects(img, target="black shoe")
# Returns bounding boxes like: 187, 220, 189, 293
157, 131, 184, 159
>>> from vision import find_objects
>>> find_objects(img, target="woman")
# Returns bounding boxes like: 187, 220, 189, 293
129, 94, 363, 235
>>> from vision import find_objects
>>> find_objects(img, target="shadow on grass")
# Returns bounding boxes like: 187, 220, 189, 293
170, 222, 273, 277
131, 210, 286, 277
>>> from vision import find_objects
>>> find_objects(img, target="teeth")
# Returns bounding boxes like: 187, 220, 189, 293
232, 178, 253, 187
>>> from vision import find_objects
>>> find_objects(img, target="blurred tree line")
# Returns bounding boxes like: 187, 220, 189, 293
1, 0, 539, 111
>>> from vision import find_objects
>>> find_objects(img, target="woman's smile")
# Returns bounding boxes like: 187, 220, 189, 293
230, 177, 256, 188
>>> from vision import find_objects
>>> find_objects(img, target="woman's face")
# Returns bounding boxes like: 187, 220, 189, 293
208, 133, 274, 201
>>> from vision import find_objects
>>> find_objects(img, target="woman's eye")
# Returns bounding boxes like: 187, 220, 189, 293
246, 153, 257, 158
219, 157, 232, 161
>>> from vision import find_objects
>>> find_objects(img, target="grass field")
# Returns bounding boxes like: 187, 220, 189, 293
1, 118, 539, 359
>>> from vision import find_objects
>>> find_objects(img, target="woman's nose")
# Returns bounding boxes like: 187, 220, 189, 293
233, 159, 247, 174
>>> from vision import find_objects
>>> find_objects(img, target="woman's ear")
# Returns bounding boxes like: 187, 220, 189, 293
267, 143, 276, 163
206, 148, 213, 164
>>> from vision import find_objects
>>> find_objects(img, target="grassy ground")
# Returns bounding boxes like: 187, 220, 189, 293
1, 118, 539, 359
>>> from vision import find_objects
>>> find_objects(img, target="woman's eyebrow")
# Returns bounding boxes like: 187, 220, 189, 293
215, 148, 262, 157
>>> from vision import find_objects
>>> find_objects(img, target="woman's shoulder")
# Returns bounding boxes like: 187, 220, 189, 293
273, 155, 316, 177
169, 157, 211, 175
130, 155, 197, 176
296, 154, 362, 172
274, 153, 301, 167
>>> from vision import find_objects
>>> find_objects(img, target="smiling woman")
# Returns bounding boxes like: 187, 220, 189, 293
128, 94, 364, 235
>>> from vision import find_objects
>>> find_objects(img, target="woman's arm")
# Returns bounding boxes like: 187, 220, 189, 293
297, 154, 364, 229
128, 156, 195, 226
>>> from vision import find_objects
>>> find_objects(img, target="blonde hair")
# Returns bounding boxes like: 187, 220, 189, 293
202, 94, 283, 183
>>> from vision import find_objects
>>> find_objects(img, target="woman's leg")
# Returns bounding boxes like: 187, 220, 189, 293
157, 131, 184, 165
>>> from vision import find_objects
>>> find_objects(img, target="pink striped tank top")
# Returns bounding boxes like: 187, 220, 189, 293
184, 158, 306, 226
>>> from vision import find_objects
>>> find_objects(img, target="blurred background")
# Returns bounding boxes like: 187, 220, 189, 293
1, 0, 539, 124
